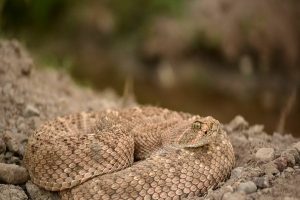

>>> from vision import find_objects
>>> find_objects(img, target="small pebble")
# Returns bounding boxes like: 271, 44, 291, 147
0, 163, 29, 184
15, 96, 25, 105
281, 151, 296, 166
222, 192, 246, 200
263, 162, 280, 176
0, 184, 28, 200
4, 132, 28, 156
248, 125, 265, 134
0, 138, 6, 154
237, 181, 257, 194
23, 104, 40, 117
284, 167, 294, 173
0, 122, 3, 132
224, 185, 234, 193
26, 181, 60, 200
250, 167, 265, 177
227, 116, 248, 131
253, 176, 270, 189
7, 156, 21, 165
2, 82, 13, 96
274, 157, 289, 172
285, 148, 300, 163
4, 151, 14, 160
0, 154, 4, 163
292, 142, 300, 153
255, 148, 275, 162
18, 123, 27, 131
230, 167, 244, 179
30, 117, 42, 129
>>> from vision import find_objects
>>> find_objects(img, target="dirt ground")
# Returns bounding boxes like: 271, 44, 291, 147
0, 40, 299, 200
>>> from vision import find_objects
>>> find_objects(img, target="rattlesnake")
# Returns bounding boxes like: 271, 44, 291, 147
23, 106, 235, 200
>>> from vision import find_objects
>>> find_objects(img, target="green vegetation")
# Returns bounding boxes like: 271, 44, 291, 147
109, 0, 183, 35
0, 0, 183, 36
0, 0, 69, 31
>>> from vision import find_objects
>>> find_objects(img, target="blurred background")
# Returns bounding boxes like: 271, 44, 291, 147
0, 0, 299, 135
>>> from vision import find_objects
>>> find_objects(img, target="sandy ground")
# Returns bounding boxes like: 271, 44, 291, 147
0, 40, 299, 200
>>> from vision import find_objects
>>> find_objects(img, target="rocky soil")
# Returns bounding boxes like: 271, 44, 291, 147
0, 40, 299, 200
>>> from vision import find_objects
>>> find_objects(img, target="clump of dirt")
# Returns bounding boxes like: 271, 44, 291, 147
0, 40, 299, 200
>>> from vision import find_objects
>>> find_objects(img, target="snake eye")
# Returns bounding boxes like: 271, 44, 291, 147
192, 121, 202, 130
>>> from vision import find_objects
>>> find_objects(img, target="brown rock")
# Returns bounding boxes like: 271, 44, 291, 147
262, 162, 280, 176
255, 148, 275, 162
0, 163, 29, 184
227, 116, 249, 131
253, 176, 270, 189
274, 157, 289, 172
3, 132, 28, 156
237, 181, 257, 194
292, 142, 300, 154
0, 184, 28, 200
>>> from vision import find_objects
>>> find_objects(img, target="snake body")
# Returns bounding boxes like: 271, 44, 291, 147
24, 106, 235, 199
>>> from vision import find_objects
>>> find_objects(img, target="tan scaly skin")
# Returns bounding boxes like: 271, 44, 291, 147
23, 106, 235, 200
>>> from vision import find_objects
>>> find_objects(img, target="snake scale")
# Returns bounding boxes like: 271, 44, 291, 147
23, 106, 235, 200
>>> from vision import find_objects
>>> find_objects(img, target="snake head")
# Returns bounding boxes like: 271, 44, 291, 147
176, 116, 221, 148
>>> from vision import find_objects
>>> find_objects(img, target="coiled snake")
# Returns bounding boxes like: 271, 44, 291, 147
24, 106, 235, 199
